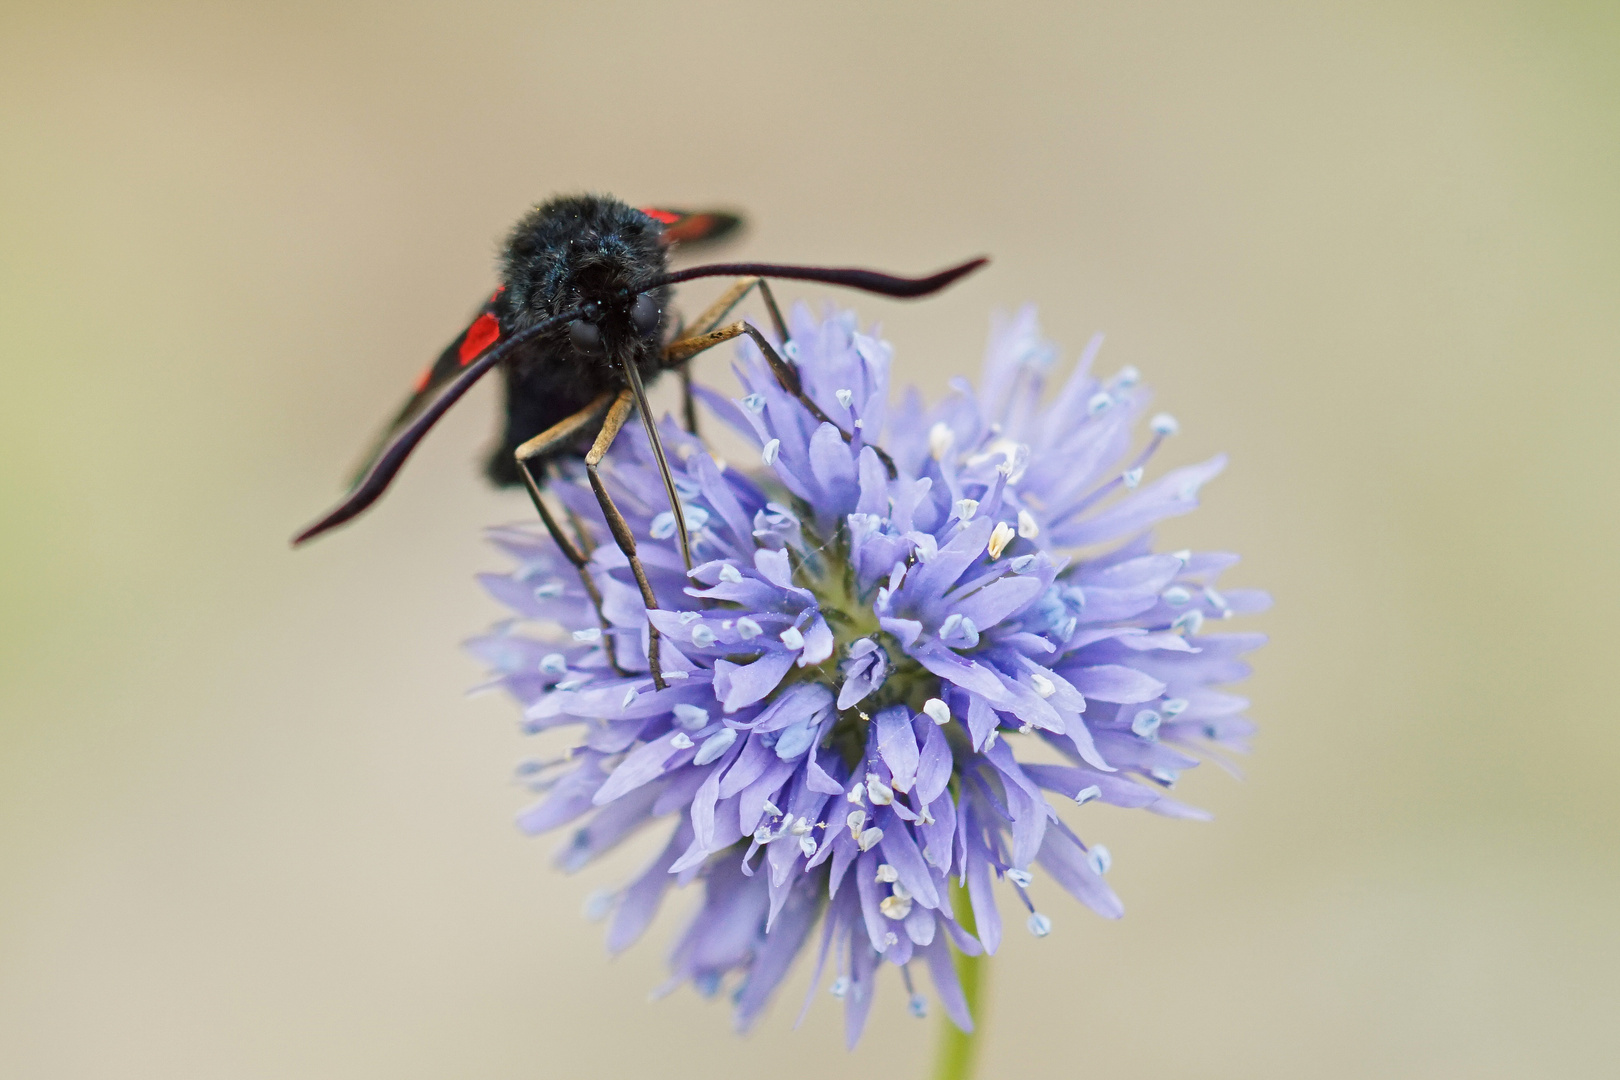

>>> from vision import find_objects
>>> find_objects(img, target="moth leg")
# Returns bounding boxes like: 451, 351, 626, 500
664, 320, 898, 479
666, 276, 792, 439
512, 392, 628, 676
583, 389, 670, 690
679, 366, 699, 436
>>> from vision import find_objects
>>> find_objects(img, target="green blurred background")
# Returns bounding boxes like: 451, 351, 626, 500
3, 2, 1617, 1077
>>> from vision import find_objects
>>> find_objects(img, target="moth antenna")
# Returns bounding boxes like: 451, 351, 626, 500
291, 307, 584, 546
639, 256, 988, 298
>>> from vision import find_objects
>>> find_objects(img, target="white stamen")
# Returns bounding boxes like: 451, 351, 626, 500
741, 393, 765, 413
1029, 673, 1056, 699
884, 932, 899, 947
717, 563, 743, 583
1087, 845, 1112, 875
674, 704, 709, 730
922, 698, 951, 726
621, 688, 638, 708
847, 782, 866, 805
1172, 609, 1205, 635
1087, 391, 1113, 414
1006, 869, 1033, 888
1027, 912, 1052, 937
928, 421, 954, 460
539, 653, 568, 675
1075, 785, 1102, 804
891, 881, 911, 902
875, 863, 900, 883
799, 836, 817, 857
693, 727, 737, 765
783, 340, 800, 359
1150, 768, 1180, 788
984, 730, 999, 749
1171, 548, 1192, 566
761, 438, 780, 466
987, 521, 1017, 559
753, 825, 774, 844
789, 817, 813, 835
846, 810, 867, 839
779, 626, 805, 650
909, 993, 928, 1019
1162, 586, 1191, 606
954, 498, 979, 521
1112, 364, 1140, 388
532, 580, 564, 599
1132, 710, 1162, 739
1204, 585, 1229, 610
835, 388, 854, 409
691, 625, 716, 648
555, 679, 586, 691
1150, 412, 1179, 436
583, 890, 615, 922
830, 976, 849, 999
670, 732, 694, 750
1017, 508, 1039, 539
1162, 698, 1189, 716
677, 610, 701, 624
736, 617, 762, 640
762, 800, 782, 817
572, 628, 602, 643
857, 827, 885, 851
1122, 466, 1143, 489
880, 894, 913, 920
866, 777, 895, 806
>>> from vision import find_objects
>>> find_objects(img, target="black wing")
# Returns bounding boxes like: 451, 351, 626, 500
345, 289, 506, 488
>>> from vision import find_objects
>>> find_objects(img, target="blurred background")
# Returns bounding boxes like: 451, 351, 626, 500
3, 1, 1617, 1077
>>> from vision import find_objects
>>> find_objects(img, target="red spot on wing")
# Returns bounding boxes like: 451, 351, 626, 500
661, 213, 718, 245
640, 206, 681, 225
458, 312, 501, 365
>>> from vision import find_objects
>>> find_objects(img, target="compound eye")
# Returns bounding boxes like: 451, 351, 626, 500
569, 319, 604, 354
630, 292, 662, 336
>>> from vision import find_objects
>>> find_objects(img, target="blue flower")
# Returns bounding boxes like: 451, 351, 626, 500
468, 303, 1268, 1044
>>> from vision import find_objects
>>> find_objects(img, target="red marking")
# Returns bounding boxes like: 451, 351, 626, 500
489, 285, 506, 302
458, 312, 501, 365
661, 214, 716, 244
412, 367, 432, 393
640, 206, 681, 225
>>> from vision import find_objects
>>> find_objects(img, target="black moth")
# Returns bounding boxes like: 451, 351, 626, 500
293, 193, 986, 685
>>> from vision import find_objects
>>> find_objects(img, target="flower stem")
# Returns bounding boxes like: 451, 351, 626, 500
931, 881, 986, 1080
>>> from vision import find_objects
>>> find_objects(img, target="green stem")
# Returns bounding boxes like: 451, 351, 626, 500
931, 880, 986, 1080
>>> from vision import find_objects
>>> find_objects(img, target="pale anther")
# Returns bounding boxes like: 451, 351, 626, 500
761, 438, 781, 466
1006, 868, 1033, 888
1017, 508, 1039, 539
923, 698, 951, 726
988, 520, 1017, 559
670, 732, 694, 750
779, 626, 805, 650
835, 388, 854, 409
1074, 785, 1102, 804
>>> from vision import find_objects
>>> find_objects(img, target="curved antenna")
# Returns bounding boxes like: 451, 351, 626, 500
291, 307, 583, 546
639, 256, 989, 298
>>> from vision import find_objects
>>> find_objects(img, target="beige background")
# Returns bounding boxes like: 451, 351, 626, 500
3, 2, 1617, 1077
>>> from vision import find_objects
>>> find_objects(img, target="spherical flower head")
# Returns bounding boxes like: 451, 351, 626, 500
469, 302, 1268, 1046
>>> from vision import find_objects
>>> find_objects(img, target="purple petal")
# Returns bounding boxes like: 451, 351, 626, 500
713, 650, 798, 711
1066, 664, 1167, 703
873, 707, 920, 792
